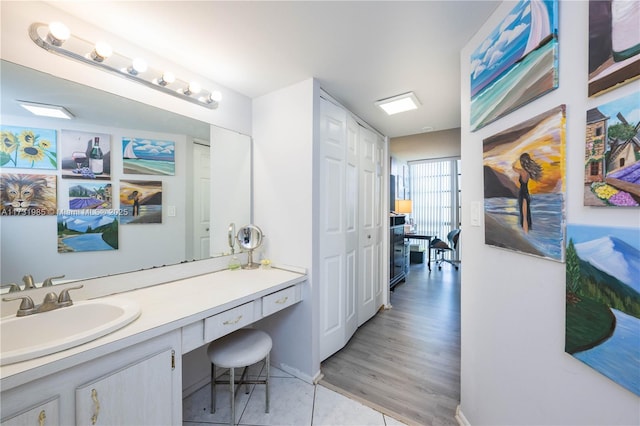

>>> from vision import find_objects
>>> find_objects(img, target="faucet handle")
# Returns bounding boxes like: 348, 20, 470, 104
57, 285, 84, 306
42, 275, 66, 287
2, 295, 35, 315
1, 283, 21, 293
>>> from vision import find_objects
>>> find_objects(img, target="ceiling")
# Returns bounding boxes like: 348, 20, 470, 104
41, 1, 499, 138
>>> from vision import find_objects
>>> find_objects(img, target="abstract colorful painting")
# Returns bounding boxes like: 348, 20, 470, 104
584, 90, 640, 206
122, 137, 175, 175
470, 0, 559, 131
483, 105, 566, 261
68, 182, 113, 210
565, 224, 640, 396
0, 125, 57, 169
119, 180, 162, 224
57, 213, 118, 252
60, 130, 111, 180
588, 0, 640, 96
0, 173, 57, 216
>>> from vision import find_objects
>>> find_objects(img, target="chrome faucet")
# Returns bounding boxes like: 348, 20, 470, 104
2, 285, 83, 317
22, 274, 35, 289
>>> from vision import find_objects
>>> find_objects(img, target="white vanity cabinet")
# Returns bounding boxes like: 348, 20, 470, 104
1, 397, 59, 426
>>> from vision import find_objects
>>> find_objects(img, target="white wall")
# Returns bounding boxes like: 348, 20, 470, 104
459, 2, 639, 425
389, 127, 461, 162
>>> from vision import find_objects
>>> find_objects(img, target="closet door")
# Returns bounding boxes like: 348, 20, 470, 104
374, 135, 385, 305
344, 115, 359, 341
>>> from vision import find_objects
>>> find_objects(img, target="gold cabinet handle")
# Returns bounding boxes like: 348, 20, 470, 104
91, 388, 101, 425
223, 315, 242, 325
275, 296, 289, 304
38, 410, 46, 426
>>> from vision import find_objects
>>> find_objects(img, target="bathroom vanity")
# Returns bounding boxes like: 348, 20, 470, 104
0, 267, 306, 425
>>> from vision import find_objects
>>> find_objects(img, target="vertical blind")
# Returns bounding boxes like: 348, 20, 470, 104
409, 158, 461, 259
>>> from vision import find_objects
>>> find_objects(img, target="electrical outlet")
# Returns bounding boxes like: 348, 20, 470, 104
168, 205, 176, 217
470, 201, 481, 227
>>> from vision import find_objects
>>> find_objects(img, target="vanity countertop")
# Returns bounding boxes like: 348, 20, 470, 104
0, 267, 306, 390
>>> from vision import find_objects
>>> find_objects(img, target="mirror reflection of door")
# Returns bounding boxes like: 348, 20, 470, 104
193, 142, 211, 259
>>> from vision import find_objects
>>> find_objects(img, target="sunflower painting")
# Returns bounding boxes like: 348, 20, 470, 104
0, 125, 57, 170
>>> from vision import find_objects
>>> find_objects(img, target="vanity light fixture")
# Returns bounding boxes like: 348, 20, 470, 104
375, 92, 421, 115
29, 22, 220, 109
18, 100, 74, 119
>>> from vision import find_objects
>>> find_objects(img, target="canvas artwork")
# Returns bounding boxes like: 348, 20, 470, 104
584, 90, 640, 207
470, 0, 559, 131
1, 125, 57, 170
588, 0, 640, 97
565, 224, 640, 396
483, 105, 566, 262
0, 173, 57, 216
60, 130, 111, 180
57, 213, 118, 252
119, 180, 162, 224
68, 182, 113, 210
122, 137, 175, 175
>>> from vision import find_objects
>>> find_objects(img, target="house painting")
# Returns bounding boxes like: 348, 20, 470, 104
584, 108, 608, 184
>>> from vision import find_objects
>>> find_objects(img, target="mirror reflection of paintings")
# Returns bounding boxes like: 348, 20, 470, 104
0, 173, 57, 216
470, 0, 559, 131
68, 182, 113, 210
57, 213, 118, 253
119, 180, 162, 224
122, 137, 175, 176
565, 224, 640, 396
0, 125, 57, 169
61, 130, 111, 180
584, 90, 640, 207
482, 105, 566, 262
588, 0, 640, 97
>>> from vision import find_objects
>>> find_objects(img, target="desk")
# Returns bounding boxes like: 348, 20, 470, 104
405, 234, 433, 271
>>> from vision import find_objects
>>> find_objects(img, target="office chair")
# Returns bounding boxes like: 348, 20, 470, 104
432, 229, 461, 270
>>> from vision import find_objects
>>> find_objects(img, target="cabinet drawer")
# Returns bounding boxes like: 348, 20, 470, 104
204, 302, 255, 342
262, 285, 298, 317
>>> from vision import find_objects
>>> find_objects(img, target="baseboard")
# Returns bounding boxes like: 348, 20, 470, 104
455, 405, 471, 426
183, 375, 209, 398
276, 362, 321, 385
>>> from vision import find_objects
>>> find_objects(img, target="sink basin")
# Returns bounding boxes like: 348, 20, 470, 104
1, 298, 141, 366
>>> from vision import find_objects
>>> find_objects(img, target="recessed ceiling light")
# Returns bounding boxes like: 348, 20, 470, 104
375, 92, 421, 115
18, 100, 74, 119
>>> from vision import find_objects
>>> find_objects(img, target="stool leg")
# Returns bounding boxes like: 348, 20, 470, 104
265, 353, 270, 413
230, 367, 235, 426
210, 363, 217, 414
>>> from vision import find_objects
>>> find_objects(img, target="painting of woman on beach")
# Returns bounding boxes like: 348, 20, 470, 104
483, 105, 566, 261
119, 180, 162, 224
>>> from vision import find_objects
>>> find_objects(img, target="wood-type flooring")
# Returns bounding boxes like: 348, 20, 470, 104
320, 262, 461, 426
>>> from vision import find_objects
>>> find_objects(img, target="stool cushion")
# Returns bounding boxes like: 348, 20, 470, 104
207, 329, 272, 368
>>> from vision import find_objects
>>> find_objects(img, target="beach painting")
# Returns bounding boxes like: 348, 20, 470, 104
68, 182, 113, 210
584, 90, 640, 207
122, 138, 175, 175
119, 180, 162, 224
588, 0, 640, 97
482, 105, 566, 262
57, 212, 118, 252
565, 224, 640, 396
1, 125, 57, 170
60, 130, 111, 180
470, 0, 559, 131
0, 173, 57, 216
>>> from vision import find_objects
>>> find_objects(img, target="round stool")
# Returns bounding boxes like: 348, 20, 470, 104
207, 328, 272, 426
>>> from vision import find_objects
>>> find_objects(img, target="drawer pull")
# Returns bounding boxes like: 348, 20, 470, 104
38, 410, 46, 426
275, 296, 289, 304
91, 388, 100, 425
223, 315, 243, 325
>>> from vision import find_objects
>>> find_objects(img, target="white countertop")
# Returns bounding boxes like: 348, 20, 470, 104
0, 267, 306, 391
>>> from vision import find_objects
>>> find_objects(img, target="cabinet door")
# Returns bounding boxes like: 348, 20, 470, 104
75, 349, 173, 426
1, 398, 59, 426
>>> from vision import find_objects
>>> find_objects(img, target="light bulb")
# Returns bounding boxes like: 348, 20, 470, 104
47, 22, 70, 46
184, 81, 201, 96
209, 90, 223, 102
127, 58, 148, 75
158, 71, 175, 86
91, 41, 113, 62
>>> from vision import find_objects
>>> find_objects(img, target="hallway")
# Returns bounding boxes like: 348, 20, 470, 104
320, 262, 461, 426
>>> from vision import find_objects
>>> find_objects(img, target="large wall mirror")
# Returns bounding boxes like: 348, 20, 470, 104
0, 60, 251, 290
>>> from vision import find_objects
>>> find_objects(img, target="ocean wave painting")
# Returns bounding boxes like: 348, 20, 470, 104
123, 137, 175, 176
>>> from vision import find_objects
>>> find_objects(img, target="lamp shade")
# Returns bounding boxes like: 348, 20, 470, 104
395, 199, 412, 214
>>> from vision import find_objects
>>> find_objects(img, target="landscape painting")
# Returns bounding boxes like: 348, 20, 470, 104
122, 137, 175, 175
584, 90, 640, 207
483, 105, 566, 261
60, 130, 111, 180
68, 182, 113, 210
565, 224, 640, 396
119, 180, 162, 224
57, 213, 118, 252
470, 0, 559, 131
1, 125, 57, 169
0, 173, 57, 216
588, 0, 640, 97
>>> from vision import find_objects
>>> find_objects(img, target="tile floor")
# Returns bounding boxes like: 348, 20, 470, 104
183, 362, 408, 426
